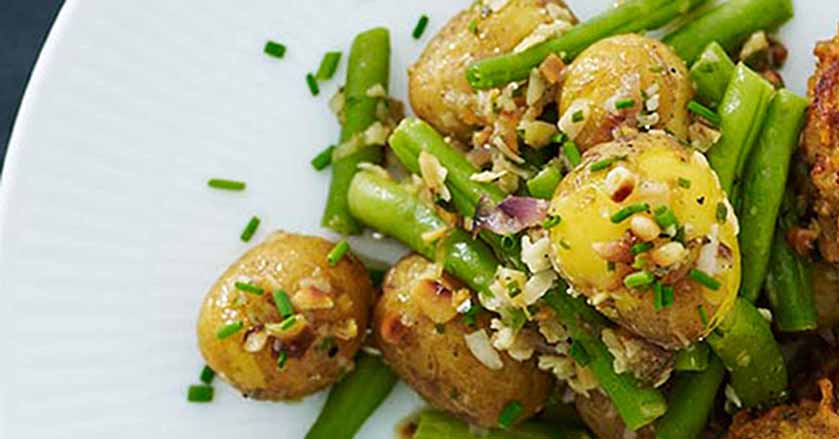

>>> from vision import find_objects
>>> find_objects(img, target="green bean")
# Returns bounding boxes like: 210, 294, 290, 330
673, 342, 710, 372
544, 291, 668, 431
465, 0, 708, 89
689, 42, 735, 108
655, 354, 725, 439
663, 0, 794, 64
322, 27, 391, 235
765, 227, 819, 332
706, 299, 788, 408
347, 170, 498, 295
738, 90, 808, 302
707, 63, 775, 198
388, 118, 523, 267
412, 410, 593, 439
527, 165, 563, 200
305, 354, 398, 439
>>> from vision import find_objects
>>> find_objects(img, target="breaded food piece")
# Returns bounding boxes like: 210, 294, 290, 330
802, 26, 839, 263
724, 379, 839, 439
409, 0, 576, 142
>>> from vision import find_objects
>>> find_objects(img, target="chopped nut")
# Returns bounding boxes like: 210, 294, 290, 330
418, 150, 451, 202
243, 329, 269, 353
420, 225, 450, 244
539, 54, 566, 84
651, 242, 688, 267
630, 215, 661, 242
689, 122, 722, 152
522, 120, 558, 148
526, 68, 547, 107
365, 83, 387, 98
604, 166, 637, 203
292, 286, 335, 311
334, 319, 358, 340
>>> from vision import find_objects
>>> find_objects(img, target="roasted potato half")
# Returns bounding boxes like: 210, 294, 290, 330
549, 133, 740, 349
409, 0, 576, 142
374, 254, 554, 428
197, 231, 374, 400
559, 34, 693, 151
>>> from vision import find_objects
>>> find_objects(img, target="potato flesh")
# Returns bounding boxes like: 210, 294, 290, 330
549, 133, 739, 349
559, 34, 694, 151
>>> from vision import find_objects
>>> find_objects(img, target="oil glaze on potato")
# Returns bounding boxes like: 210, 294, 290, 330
197, 231, 374, 400
374, 254, 553, 428
549, 133, 739, 349
409, 0, 576, 142
559, 34, 693, 151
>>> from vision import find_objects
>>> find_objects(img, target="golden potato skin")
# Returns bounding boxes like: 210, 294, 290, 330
559, 34, 693, 151
575, 391, 655, 439
374, 254, 554, 428
409, 0, 575, 142
197, 231, 374, 400
549, 133, 739, 349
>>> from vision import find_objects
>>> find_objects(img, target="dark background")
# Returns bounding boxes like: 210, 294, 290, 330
1, 0, 65, 174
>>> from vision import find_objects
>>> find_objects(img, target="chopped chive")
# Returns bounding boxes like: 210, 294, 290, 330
697, 304, 709, 326
551, 132, 568, 144
412, 14, 430, 39
689, 268, 721, 290
498, 400, 524, 429
631, 242, 654, 255
311, 145, 335, 171
607, 261, 616, 271
305, 73, 320, 96
187, 385, 214, 403
462, 305, 478, 327
559, 239, 571, 250
208, 179, 246, 191
543, 215, 562, 229
264, 41, 287, 58
240, 216, 261, 242
632, 254, 649, 270
715, 202, 728, 223
216, 321, 243, 340
653, 205, 679, 231
590, 155, 625, 172
570, 341, 591, 366
273, 290, 294, 318
468, 18, 479, 35
688, 100, 721, 127
199, 365, 215, 384
563, 141, 582, 167
277, 351, 288, 370
327, 240, 350, 266
615, 98, 636, 110
315, 51, 342, 81
610, 203, 650, 223
280, 314, 298, 330
235, 281, 264, 296
678, 177, 692, 189
507, 282, 521, 298
571, 110, 584, 123
624, 271, 655, 289
653, 282, 674, 310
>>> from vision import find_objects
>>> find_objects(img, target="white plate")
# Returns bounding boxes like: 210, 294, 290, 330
1, 1, 836, 437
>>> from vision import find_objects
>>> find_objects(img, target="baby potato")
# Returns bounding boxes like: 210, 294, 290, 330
374, 254, 554, 428
575, 390, 655, 439
548, 133, 739, 349
409, 0, 576, 142
559, 34, 693, 151
197, 231, 374, 400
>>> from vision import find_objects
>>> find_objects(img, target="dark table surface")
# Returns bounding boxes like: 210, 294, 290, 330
1, 0, 65, 174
